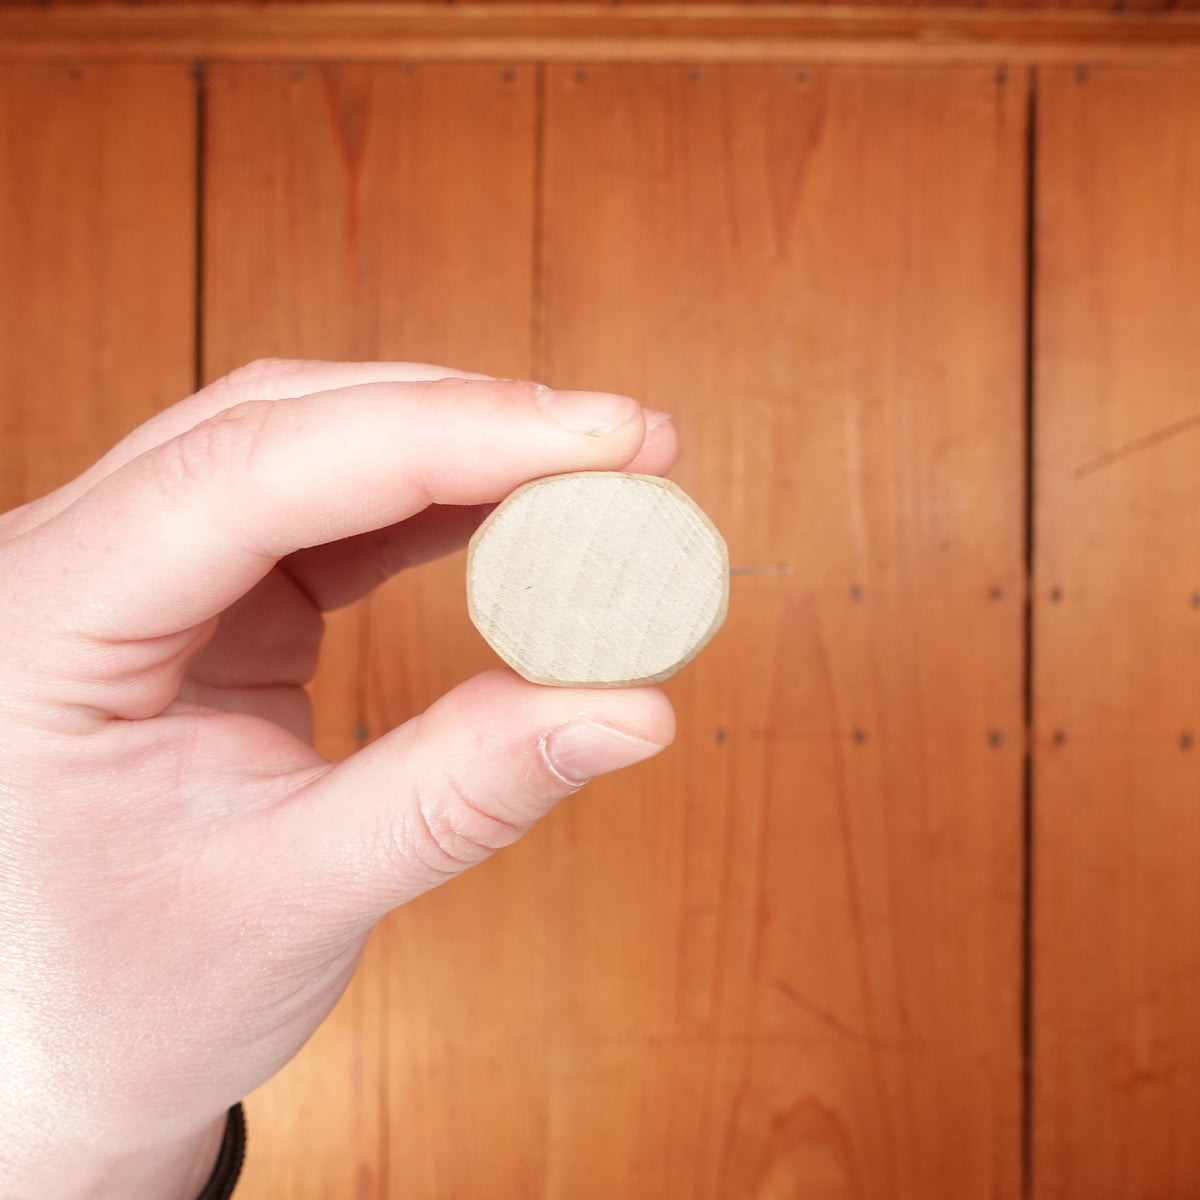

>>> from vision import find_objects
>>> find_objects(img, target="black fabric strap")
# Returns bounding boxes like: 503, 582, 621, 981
195, 1103, 246, 1200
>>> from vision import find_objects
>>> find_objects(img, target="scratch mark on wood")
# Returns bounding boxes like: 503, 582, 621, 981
768, 977, 873, 1045
1074, 410, 1200, 477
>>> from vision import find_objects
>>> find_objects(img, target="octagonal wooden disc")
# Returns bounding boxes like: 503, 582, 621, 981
467, 472, 729, 687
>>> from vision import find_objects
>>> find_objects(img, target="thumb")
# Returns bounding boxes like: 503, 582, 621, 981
269, 671, 674, 920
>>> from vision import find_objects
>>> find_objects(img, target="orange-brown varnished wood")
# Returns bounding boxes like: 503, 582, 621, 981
202, 63, 391, 1197
531, 64, 1028, 1197
203, 62, 538, 1197
202, 64, 383, 912
1, 0, 1195, 9
5, 0, 1200, 22
1034, 67, 1200, 1199
205, 61, 1028, 1199
0, 63, 194, 513
9, 43, 1200, 1200
331, 64, 550, 1200
9, 7, 1200, 67
1, 55, 1036, 1199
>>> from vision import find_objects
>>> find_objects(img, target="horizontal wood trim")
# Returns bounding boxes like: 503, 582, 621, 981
3, 2, 1200, 64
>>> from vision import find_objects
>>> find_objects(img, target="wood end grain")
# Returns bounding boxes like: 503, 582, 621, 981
467, 471, 729, 687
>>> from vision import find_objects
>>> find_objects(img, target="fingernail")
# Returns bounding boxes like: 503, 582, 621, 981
540, 388, 640, 437
643, 409, 673, 435
542, 719, 667, 786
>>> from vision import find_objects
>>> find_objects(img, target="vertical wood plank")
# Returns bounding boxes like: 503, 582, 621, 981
204, 63, 380, 1199
204, 62, 537, 1198
1035, 67, 1200, 1199
0, 63, 194, 512
535, 64, 1027, 1198
347, 66, 544, 1200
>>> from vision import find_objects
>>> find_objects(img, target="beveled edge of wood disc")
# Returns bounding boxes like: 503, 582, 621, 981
466, 471, 730, 688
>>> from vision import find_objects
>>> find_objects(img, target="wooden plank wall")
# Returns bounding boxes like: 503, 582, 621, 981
3, 50, 1200, 1200
0, 63, 194, 513
1035, 67, 1200, 1198
534, 64, 1026, 1198
202, 62, 538, 1196
200, 62, 1026, 1197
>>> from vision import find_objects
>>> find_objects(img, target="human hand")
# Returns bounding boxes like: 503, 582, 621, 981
0, 360, 677, 1199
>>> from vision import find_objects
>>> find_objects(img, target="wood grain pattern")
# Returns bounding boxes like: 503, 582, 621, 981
0, 63, 194, 513
204, 62, 538, 1197
1034, 66, 1200, 1199
526, 63, 1028, 1198
202, 63, 383, 1198
467, 473, 729, 687
340, 66, 546, 1200
8, 48, 1200, 1200
7, 6, 1200, 67
206, 60, 1029, 1200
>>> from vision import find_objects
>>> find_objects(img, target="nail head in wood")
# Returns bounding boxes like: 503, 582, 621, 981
467, 472, 729, 688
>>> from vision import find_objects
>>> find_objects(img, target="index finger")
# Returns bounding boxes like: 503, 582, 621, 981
24, 378, 651, 648
11, 358, 493, 535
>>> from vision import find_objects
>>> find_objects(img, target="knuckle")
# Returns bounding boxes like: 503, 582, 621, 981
387, 769, 530, 882
149, 402, 284, 561
438, 765, 531, 851
220, 357, 305, 401
158, 400, 277, 498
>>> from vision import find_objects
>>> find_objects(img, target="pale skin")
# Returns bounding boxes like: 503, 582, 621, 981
0, 359, 678, 1199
